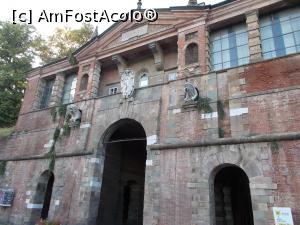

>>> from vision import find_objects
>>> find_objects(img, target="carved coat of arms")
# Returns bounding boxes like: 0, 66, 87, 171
184, 82, 199, 102
120, 69, 135, 99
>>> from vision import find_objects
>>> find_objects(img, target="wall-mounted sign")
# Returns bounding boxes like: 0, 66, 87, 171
0, 188, 14, 207
273, 207, 294, 225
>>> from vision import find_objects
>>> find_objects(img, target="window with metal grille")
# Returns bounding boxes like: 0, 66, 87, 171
40, 79, 54, 109
109, 87, 118, 95
260, 7, 300, 59
210, 24, 249, 71
185, 43, 199, 65
168, 72, 177, 81
61, 74, 77, 104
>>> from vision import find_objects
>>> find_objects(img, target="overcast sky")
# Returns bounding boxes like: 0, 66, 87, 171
1, 0, 222, 37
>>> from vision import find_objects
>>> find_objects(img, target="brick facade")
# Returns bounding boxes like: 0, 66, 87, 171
1, 0, 300, 225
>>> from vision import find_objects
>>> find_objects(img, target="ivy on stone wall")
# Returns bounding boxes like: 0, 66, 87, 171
217, 100, 225, 120
50, 105, 67, 122
0, 161, 6, 176
196, 97, 213, 113
47, 104, 77, 171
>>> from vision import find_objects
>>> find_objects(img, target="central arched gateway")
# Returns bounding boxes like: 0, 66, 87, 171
97, 119, 147, 225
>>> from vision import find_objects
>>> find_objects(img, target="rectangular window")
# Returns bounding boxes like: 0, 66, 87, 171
40, 78, 54, 109
61, 74, 77, 104
109, 87, 118, 95
210, 24, 249, 71
168, 72, 177, 81
260, 7, 300, 59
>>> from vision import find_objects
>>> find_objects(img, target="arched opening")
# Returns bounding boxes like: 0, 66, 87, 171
97, 119, 147, 225
29, 171, 54, 223
80, 73, 89, 91
185, 43, 199, 65
212, 165, 254, 225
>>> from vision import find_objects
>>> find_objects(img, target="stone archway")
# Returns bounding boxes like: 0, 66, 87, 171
28, 170, 54, 224
96, 119, 147, 225
210, 164, 254, 225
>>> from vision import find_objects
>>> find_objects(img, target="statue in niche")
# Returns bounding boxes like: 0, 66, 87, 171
120, 69, 135, 99
65, 104, 82, 127
184, 82, 199, 102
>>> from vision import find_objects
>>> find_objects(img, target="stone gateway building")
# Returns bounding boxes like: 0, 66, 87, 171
1, 0, 300, 224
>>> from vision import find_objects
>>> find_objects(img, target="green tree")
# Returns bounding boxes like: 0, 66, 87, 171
0, 21, 36, 127
35, 23, 94, 64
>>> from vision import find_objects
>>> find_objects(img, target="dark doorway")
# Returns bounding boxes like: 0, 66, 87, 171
41, 172, 54, 219
29, 171, 54, 224
97, 119, 147, 225
214, 166, 254, 225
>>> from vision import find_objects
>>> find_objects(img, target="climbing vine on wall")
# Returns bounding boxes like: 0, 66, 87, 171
0, 161, 6, 176
217, 100, 225, 120
47, 104, 74, 172
196, 96, 213, 113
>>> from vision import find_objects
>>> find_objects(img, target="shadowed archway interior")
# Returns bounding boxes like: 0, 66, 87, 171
97, 119, 147, 225
29, 171, 54, 224
214, 166, 254, 225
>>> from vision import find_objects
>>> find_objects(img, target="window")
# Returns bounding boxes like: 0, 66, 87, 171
40, 79, 54, 109
139, 73, 149, 87
79, 74, 89, 91
168, 72, 177, 81
185, 43, 199, 65
109, 87, 118, 95
210, 24, 249, 71
61, 74, 77, 104
260, 7, 300, 59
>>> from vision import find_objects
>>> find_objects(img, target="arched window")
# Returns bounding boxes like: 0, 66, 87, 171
185, 43, 199, 65
139, 73, 149, 87
79, 74, 89, 91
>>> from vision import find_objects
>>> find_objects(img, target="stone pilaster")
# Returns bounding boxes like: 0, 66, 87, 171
205, 29, 212, 73
198, 24, 208, 74
49, 72, 65, 106
177, 32, 186, 78
89, 60, 101, 98
148, 42, 164, 71
246, 10, 262, 63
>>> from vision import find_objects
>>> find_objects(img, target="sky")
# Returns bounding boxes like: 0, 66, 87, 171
1, 0, 222, 37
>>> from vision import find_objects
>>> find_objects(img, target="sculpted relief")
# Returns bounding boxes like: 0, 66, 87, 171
65, 104, 82, 127
120, 69, 135, 99
184, 82, 199, 102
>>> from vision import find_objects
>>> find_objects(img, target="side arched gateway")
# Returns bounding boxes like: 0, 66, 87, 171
96, 119, 147, 225
28, 170, 54, 224
210, 165, 254, 225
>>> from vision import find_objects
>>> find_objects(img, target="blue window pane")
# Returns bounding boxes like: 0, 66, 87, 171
295, 31, 300, 45
212, 40, 221, 52
210, 24, 249, 71
221, 37, 229, 50
261, 7, 300, 59
62, 74, 77, 104
236, 32, 248, 46
281, 20, 293, 34
212, 52, 222, 64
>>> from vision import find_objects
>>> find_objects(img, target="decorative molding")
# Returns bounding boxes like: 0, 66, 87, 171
149, 132, 300, 150
112, 54, 128, 73
148, 42, 164, 71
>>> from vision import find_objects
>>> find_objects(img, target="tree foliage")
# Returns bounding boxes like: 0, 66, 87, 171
35, 23, 94, 64
0, 21, 36, 127
0, 22, 94, 127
